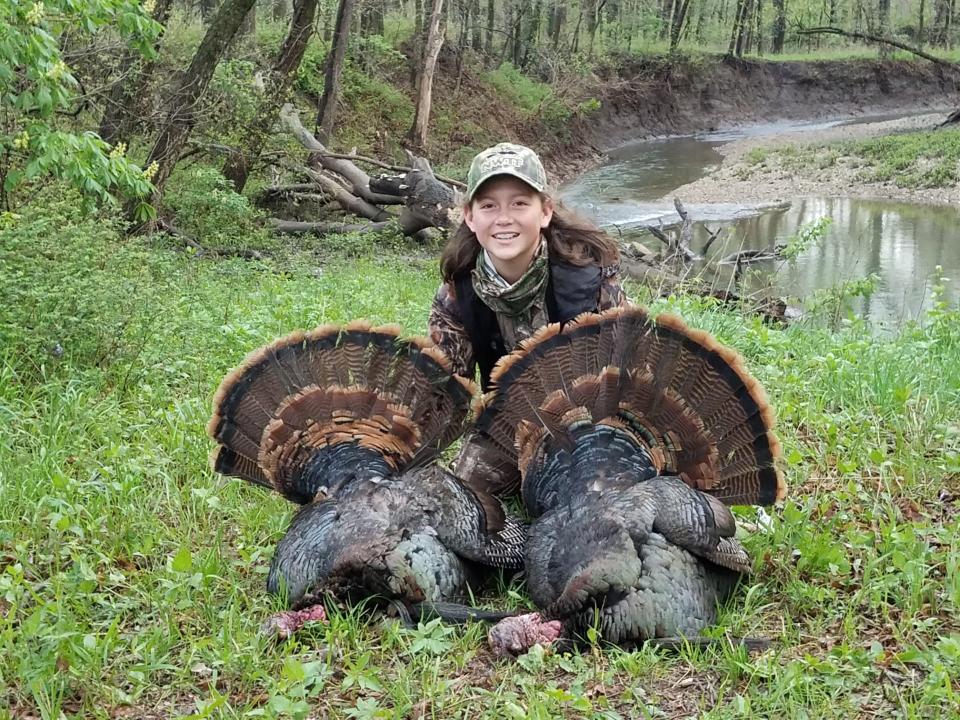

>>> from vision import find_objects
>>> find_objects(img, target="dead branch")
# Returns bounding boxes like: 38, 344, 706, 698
280, 103, 404, 205
157, 219, 264, 260
673, 198, 700, 261
275, 158, 392, 222
702, 226, 723, 256
795, 27, 960, 72
269, 219, 393, 235
321, 152, 466, 188
719, 244, 788, 265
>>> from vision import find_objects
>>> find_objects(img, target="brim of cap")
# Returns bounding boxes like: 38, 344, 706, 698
466, 169, 545, 201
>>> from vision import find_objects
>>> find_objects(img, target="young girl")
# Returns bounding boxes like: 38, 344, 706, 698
429, 142, 628, 496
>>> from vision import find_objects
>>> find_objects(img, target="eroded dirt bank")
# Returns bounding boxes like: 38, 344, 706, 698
581, 56, 960, 148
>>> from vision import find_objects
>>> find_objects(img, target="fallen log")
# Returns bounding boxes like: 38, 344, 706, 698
269, 219, 393, 235
280, 104, 404, 206
276, 159, 392, 222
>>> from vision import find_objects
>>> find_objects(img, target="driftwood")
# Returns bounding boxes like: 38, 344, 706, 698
269, 103, 460, 238
719, 244, 788, 265
643, 198, 703, 262
622, 199, 790, 325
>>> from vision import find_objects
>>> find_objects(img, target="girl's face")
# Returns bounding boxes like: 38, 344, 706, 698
464, 176, 554, 283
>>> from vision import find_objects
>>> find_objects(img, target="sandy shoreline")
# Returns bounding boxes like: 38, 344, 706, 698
664, 111, 960, 207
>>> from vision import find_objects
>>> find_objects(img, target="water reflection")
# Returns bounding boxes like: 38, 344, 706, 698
560, 119, 959, 327
678, 199, 960, 327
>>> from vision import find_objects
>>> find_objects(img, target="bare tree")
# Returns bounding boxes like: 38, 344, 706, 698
98, 0, 175, 146
771, 0, 786, 53
134, 0, 258, 218
409, 0, 446, 150
670, 0, 693, 50
316, 0, 357, 144
222, 0, 320, 191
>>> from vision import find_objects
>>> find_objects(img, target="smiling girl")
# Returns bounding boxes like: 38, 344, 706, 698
429, 143, 628, 496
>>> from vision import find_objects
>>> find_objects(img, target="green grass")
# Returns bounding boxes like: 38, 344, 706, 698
742, 126, 960, 189
2, 195, 960, 718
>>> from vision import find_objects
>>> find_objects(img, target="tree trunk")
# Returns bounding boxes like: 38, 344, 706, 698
771, 0, 786, 52
919, 0, 926, 48
415, 0, 425, 38
471, 0, 483, 49
522, 0, 542, 66
754, 0, 763, 54
669, 0, 691, 50
659, 0, 675, 39
513, 0, 527, 65
239, 5, 256, 40
98, 0, 175, 146
728, 0, 752, 56
877, 0, 891, 58
549, 0, 566, 46
933, 0, 954, 46
485, 0, 495, 54
409, 0, 445, 150
361, 0, 385, 34
200, 0, 218, 22
273, 0, 292, 21
316, 0, 357, 144
222, 0, 320, 192
135, 0, 258, 218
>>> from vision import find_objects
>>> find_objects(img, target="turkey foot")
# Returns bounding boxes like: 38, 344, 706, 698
260, 603, 328, 639
488, 612, 563, 657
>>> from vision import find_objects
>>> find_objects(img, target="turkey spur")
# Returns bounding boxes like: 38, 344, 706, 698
208, 322, 525, 636
477, 305, 786, 655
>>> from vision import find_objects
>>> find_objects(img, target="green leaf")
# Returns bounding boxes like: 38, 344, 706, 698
171, 546, 192, 573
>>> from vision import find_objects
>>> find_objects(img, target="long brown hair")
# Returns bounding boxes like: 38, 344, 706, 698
439, 196, 620, 282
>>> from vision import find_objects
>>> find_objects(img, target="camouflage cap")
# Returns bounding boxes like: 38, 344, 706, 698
465, 143, 548, 202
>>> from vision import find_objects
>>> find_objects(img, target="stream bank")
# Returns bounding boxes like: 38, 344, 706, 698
664, 111, 960, 207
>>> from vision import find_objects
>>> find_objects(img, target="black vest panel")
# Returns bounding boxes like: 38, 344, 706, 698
453, 260, 603, 390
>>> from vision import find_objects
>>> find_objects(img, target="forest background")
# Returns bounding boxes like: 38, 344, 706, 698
2, 0, 960, 718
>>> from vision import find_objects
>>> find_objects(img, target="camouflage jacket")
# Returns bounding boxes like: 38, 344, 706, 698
428, 265, 627, 380
429, 263, 627, 497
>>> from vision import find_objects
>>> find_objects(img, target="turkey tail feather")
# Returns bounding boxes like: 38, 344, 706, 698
477, 305, 786, 506
209, 324, 478, 502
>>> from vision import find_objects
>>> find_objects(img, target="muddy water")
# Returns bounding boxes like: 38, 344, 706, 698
562, 117, 960, 326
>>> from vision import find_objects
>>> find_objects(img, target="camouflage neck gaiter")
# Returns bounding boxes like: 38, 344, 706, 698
471, 239, 550, 350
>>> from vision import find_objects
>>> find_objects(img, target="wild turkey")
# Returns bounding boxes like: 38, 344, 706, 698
207, 322, 526, 636
477, 305, 786, 655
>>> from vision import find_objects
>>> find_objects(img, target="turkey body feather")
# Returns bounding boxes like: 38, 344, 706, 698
478, 305, 786, 649
208, 323, 525, 615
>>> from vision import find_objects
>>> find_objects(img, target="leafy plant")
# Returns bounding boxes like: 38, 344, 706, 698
0, 0, 159, 211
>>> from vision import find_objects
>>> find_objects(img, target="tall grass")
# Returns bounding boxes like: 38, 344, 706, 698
1, 196, 959, 718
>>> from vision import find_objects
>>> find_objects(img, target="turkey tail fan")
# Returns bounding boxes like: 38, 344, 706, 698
476, 304, 786, 506
208, 322, 478, 503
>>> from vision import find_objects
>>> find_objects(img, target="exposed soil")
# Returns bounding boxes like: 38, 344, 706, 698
546, 56, 960, 186
584, 56, 960, 147
666, 111, 960, 206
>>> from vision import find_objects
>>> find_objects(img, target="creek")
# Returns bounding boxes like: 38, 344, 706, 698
561, 115, 960, 327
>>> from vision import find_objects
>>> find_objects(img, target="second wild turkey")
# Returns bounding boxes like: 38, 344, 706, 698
478, 305, 787, 655
207, 322, 525, 636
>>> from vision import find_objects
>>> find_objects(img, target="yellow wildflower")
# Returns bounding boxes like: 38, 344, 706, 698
143, 161, 160, 181
110, 142, 127, 159
46, 60, 69, 81
12, 131, 30, 151
26, 2, 44, 24
0, 212, 22, 230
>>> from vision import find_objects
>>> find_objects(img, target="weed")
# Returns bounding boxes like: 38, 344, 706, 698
3, 174, 960, 719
